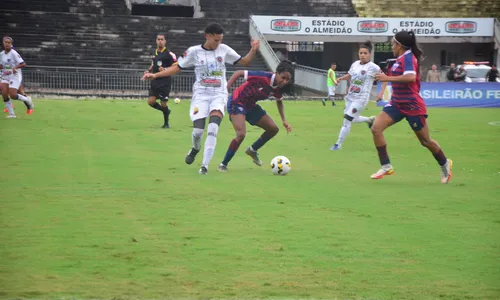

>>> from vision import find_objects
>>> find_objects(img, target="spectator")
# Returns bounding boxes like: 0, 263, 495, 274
454, 65, 467, 82
426, 64, 440, 82
486, 64, 499, 82
447, 63, 456, 81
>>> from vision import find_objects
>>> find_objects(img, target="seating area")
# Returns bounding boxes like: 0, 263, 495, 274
352, 0, 500, 17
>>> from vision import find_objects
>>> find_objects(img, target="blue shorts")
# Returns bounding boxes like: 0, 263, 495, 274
227, 97, 267, 126
383, 104, 428, 131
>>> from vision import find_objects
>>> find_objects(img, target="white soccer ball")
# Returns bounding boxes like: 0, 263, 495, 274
270, 156, 291, 176
174, 98, 181, 104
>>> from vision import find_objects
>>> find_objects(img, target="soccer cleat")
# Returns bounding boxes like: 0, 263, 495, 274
330, 144, 341, 151
368, 116, 376, 129
217, 164, 228, 172
185, 148, 199, 164
27, 109, 34, 115
3, 108, 7, 113
199, 166, 208, 175
245, 146, 262, 166
7, 114, 16, 118
332, 101, 336, 106
321, 98, 326, 106
162, 124, 170, 128
440, 159, 453, 184
371, 166, 395, 179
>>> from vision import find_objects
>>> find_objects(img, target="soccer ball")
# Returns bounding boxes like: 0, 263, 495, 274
174, 98, 181, 104
270, 156, 291, 176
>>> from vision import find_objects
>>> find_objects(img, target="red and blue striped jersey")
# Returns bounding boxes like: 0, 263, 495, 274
390, 50, 427, 116
231, 71, 283, 109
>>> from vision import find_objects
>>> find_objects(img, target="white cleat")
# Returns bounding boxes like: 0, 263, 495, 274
7, 114, 16, 118
440, 159, 453, 184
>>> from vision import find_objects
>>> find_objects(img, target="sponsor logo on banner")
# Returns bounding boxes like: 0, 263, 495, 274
271, 19, 301, 32
357, 20, 388, 33
445, 21, 477, 34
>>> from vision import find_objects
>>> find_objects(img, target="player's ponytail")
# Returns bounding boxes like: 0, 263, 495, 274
276, 60, 295, 96
394, 30, 423, 62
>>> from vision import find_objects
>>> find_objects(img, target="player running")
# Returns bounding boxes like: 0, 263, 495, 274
373, 30, 452, 183
217, 60, 294, 172
142, 23, 260, 174
330, 41, 378, 150
1, 36, 34, 118
145, 33, 177, 128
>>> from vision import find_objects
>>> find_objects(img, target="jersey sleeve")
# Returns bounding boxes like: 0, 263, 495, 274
273, 89, 283, 100
168, 51, 178, 65
348, 63, 356, 76
368, 63, 381, 78
223, 44, 242, 65
403, 54, 416, 75
13, 50, 24, 65
177, 47, 196, 69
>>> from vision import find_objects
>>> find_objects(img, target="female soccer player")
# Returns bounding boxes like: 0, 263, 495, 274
1, 36, 34, 118
330, 41, 378, 150
145, 33, 177, 128
142, 23, 260, 174
217, 60, 294, 172
373, 31, 452, 183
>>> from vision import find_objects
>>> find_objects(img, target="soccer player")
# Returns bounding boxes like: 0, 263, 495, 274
373, 31, 452, 183
145, 33, 177, 128
330, 41, 378, 150
1, 36, 34, 118
142, 23, 260, 174
322, 62, 337, 106
217, 60, 294, 172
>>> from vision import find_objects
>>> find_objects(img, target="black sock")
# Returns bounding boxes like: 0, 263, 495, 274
149, 102, 163, 111
162, 106, 170, 124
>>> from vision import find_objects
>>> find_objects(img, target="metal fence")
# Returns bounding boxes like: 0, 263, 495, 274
22, 65, 245, 98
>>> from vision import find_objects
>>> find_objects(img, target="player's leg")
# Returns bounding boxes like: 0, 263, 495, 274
219, 100, 247, 171
8, 77, 33, 114
328, 86, 336, 106
185, 96, 209, 166
199, 108, 223, 175
246, 106, 275, 166
369, 105, 401, 179
351, 102, 374, 127
2, 82, 15, 117
331, 100, 361, 150
158, 83, 172, 128
409, 116, 453, 184
147, 86, 166, 127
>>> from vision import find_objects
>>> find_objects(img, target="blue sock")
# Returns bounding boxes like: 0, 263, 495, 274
222, 139, 242, 166
251, 135, 272, 151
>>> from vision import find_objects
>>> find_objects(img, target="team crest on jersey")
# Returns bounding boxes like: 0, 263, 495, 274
216, 56, 223, 63
200, 60, 204, 64
361, 70, 366, 75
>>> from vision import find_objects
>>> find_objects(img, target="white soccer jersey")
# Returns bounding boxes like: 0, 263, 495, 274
1, 49, 24, 80
177, 44, 241, 96
345, 60, 380, 103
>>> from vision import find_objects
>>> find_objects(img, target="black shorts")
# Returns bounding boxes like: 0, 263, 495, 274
149, 81, 171, 101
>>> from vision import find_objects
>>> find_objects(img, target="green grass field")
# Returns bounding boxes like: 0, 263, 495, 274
1, 99, 499, 300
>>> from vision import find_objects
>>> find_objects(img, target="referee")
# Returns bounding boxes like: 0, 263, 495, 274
145, 33, 177, 128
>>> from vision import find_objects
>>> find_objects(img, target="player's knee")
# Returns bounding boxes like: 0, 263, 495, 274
235, 130, 246, 142
268, 124, 279, 136
370, 124, 381, 135
9, 91, 17, 99
209, 115, 222, 126
419, 138, 431, 148
147, 98, 157, 106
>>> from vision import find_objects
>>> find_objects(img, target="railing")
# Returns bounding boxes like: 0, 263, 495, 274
22, 65, 244, 97
249, 15, 348, 95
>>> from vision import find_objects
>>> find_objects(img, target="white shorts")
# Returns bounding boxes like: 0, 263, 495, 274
189, 93, 227, 121
344, 100, 368, 118
1, 74, 22, 90
328, 85, 336, 96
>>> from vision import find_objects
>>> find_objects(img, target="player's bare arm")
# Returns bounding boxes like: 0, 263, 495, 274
13, 62, 26, 74
377, 82, 388, 102
237, 39, 260, 67
376, 73, 415, 83
142, 64, 181, 80
335, 74, 351, 85
276, 99, 291, 133
227, 70, 245, 90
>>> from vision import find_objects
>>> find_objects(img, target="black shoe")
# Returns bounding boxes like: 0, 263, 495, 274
332, 101, 336, 106
199, 166, 208, 175
185, 148, 199, 165
162, 124, 170, 128
321, 99, 326, 106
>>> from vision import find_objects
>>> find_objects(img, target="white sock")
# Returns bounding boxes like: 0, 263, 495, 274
335, 119, 351, 145
4, 100, 15, 115
353, 116, 370, 123
202, 122, 219, 167
192, 128, 204, 151
15, 93, 30, 104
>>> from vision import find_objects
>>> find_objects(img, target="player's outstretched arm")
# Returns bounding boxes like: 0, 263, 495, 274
375, 72, 415, 83
377, 82, 388, 102
142, 64, 181, 80
227, 70, 245, 90
237, 39, 260, 67
276, 99, 291, 133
